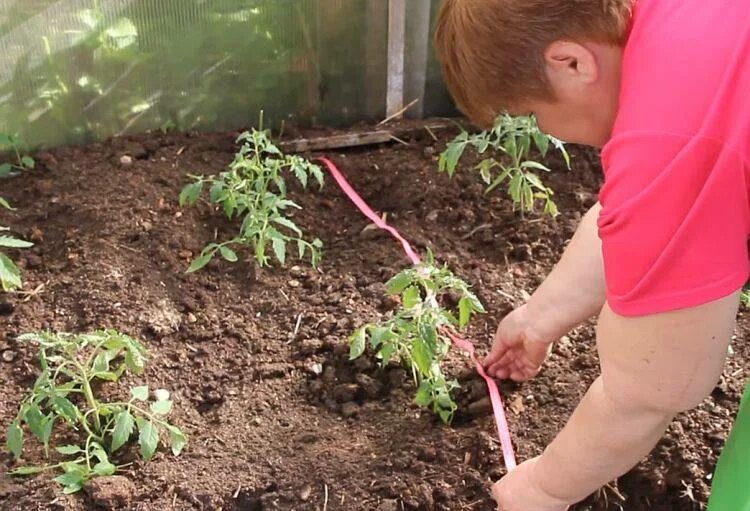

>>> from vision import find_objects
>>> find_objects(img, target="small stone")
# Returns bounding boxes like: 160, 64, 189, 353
288, 279, 301, 288
119, 155, 133, 167
178, 250, 193, 259
290, 265, 306, 278
85, 475, 136, 509
186, 313, 197, 323
417, 446, 437, 462
340, 401, 359, 417
423, 146, 436, 158
2, 350, 16, 362
309, 363, 323, 376
425, 210, 439, 222
298, 485, 312, 501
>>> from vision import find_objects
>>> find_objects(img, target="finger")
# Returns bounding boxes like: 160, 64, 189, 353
484, 344, 510, 367
486, 361, 507, 379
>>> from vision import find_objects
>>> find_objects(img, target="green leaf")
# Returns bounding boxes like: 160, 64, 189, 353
209, 181, 224, 203
272, 216, 302, 236
187, 252, 213, 273
0, 236, 33, 248
385, 272, 412, 295
418, 322, 438, 347
439, 136, 468, 176
272, 238, 286, 265
130, 385, 149, 401
93, 461, 116, 476
411, 339, 432, 376
414, 381, 432, 407
111, 410, 135, 452
0, 196, 13, 209
521, 161, 551, 173
0, 252, 22, 291
40, 416, 54, 445
297, 239, 305, 259
0, 163, 13, 178
93, 371, 118, 381
54, 469, 86, 494
6, 422, 23, 458
378, 342, 397, 365
56, 444, 82, 455
23, 404, 45, 439
11, 465, 46, 475
458, 297, 472, 328
166, 425, 187, 456
21, 156, 35, 169
219, 246, 238, 262
179, 181, 204, 206
50, 397, 78, 423
138, 421, 159, 461
369, 326, 390, 349
149, 400, 173, 415
348, 327, 367, 360
402, 286, 421, 309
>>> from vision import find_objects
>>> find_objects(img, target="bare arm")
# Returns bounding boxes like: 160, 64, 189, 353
525, 202, 606, 343
485, 203, 605, 381
494, 292, 740, 509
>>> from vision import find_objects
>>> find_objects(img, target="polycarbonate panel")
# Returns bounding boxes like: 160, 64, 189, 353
0, 0, 392, 150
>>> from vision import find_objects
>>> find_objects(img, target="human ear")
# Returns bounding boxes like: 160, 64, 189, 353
544, 41, 598, 85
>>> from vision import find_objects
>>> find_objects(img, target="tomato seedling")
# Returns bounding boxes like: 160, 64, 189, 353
349, 253, 485, 423
439, 114, 569, 216
0, 134, 35, 292
180, 128, 324, 271
0, 133, 35, 177
5, 330, 187, 493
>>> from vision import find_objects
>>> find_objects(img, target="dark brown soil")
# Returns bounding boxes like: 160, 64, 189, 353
0, 120, 746, 511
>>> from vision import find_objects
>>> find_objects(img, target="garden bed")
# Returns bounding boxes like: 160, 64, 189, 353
0, 121, 747, 510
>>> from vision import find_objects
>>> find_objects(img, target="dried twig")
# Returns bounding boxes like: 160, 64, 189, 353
379, 98, 419, 125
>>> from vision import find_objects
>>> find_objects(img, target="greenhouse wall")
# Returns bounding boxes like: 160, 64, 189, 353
0, 0, 456, 151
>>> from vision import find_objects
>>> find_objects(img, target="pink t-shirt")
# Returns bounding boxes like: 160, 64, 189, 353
599, 0, 750, 316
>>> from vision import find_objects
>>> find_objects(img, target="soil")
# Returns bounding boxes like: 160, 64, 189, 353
0, 120, 747, 511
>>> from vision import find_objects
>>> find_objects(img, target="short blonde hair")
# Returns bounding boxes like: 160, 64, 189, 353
434, 0, 633, 127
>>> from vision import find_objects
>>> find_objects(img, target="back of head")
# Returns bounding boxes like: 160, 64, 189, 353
434, 0, 633, 127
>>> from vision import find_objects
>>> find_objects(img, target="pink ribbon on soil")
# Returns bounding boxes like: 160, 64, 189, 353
318, 156, 517, 472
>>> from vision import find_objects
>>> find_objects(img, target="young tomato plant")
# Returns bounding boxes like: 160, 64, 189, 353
0, 134, 35, 291
349, 253, 485, 423
0, 133, 35, 177
6, 330, 187, 494
439, 114, 570, 216
0, 200, 33, 292
179, 128, 324, 271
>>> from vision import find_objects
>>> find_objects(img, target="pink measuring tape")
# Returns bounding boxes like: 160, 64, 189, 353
318, 156, 517, 472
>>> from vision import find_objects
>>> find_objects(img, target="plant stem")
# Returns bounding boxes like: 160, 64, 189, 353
73, 360, 102, 433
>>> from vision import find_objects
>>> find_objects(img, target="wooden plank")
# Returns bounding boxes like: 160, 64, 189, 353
280, 131, 394, 153
386, 0, 406, 118
404, 0, 432, 119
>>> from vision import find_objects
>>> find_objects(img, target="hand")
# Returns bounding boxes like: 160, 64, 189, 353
484, 304, 553, 382
492, 457, 570, 511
